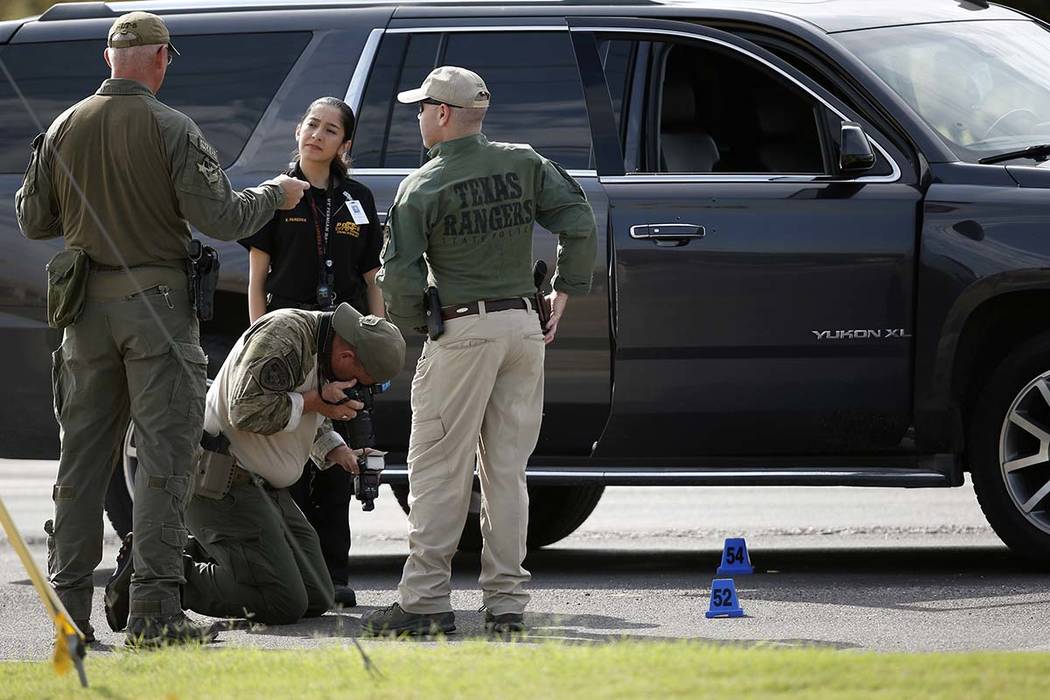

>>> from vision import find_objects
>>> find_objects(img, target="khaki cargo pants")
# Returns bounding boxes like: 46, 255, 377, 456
398, 303, 544, 616
49, 267, 206, 621
183, 479, 334, 625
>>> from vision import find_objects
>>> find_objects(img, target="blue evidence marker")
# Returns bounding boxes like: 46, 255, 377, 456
705, 578, 744, 619
716, 537, 754, 575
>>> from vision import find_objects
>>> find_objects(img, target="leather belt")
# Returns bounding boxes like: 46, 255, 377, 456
441, 297, 527, 321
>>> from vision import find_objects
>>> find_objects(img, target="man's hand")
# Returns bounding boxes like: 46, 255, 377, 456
325, 446, 377, 475
321, 379, 357, 405
543, 290, 570, 344
303, 380, 364, 421
273, 174, 310, 210
326, 445, 360, 475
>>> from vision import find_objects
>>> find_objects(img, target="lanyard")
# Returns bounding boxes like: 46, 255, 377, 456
307, 189, 333, 276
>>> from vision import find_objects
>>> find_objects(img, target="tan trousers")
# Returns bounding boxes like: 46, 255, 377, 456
398, 304, 544, 615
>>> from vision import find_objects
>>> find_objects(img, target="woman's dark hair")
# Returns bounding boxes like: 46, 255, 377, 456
291, 96, 356, 188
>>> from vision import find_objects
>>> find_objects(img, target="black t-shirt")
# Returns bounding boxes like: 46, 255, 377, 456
242, 167, 382, 312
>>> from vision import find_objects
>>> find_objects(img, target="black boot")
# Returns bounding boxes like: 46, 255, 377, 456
125, 612, 219, 648
333, 584, 357, 608
104, 532, 134, 632
361, 603, 455, 637
72, 619, 96, 644
484, 609, 526, 634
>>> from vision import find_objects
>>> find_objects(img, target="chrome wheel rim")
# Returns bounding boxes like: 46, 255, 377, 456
123, 422, 137, 503
998, 370, 1050, 535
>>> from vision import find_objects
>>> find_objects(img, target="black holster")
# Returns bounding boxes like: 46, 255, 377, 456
424, 286, 445, 340
533, 260, 551, 333
189, 239, 220, 321
196, 431, 235, 500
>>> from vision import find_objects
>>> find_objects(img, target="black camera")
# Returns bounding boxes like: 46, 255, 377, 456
353, 462, 383, 513
332, 382, 389, 511
316, 268, 337, 310
316, 282, 335, 310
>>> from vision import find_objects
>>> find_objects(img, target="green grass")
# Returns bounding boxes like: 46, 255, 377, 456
1, 642, 1048, 700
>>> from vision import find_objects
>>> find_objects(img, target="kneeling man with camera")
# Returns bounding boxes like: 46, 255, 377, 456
106, 303, 404, 630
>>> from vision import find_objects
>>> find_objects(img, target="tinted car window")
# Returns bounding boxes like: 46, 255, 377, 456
353, 33, 441, 169
840, 20, 1050, 163
355, 31, 592, 170
600, 39, 634, 144
0, 32, 310, 173
442, 32, 591, 169
598, 34, 829, 174
658, 42, 825, 174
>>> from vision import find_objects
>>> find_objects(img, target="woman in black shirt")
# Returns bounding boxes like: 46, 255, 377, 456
241, 97, 384, 608
245, 97, 384, 321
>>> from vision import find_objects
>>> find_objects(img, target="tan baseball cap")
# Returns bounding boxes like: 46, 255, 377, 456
332, 303, 406, 384
397, 66, 491, 108
107, 11, 180, 56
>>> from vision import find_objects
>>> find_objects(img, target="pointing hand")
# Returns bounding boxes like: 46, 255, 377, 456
274, 175, 310, 210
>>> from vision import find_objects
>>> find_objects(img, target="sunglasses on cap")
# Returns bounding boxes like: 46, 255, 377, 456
418, 98, 459, 113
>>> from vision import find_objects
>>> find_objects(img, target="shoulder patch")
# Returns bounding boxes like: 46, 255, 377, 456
361, 315, 381, 327
256, 356, 293, 392
188, 132, 219, 162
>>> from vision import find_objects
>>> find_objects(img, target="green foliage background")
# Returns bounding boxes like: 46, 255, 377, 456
3, 0, 1050, 22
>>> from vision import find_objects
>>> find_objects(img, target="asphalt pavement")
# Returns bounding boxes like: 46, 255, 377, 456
1, 458, 1048, 660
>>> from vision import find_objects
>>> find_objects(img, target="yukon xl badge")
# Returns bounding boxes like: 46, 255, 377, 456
812, 329, 912, 340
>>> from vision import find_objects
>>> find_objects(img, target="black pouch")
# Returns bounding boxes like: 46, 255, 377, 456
189, 239, 220, 321
45, 248, 89, 329
423, 286, 444, 340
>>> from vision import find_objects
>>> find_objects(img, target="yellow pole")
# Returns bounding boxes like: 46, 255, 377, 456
0, 496, 88, 687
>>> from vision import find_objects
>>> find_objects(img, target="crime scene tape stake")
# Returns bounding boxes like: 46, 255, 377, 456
0, 497, 88, 687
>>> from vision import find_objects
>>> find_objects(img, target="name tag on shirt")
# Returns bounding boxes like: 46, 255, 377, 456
345, 193, 370, 225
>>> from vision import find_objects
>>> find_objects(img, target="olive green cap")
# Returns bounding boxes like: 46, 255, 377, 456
107, 11, 180, 56
332, 303, 406, 384
397, 66, 491, 108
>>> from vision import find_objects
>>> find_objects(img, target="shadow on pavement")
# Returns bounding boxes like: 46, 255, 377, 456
220, 607, 860, 648
11, 546, 1047, 622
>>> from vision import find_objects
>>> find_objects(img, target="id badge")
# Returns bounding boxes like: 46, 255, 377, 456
346, 196, 370, 225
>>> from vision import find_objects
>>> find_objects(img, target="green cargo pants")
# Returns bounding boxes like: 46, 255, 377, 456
49, 267, 206, 621
183, 479, 335, 625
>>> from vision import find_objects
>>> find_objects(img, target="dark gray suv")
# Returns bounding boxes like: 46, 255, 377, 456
5, 0, 1050, 560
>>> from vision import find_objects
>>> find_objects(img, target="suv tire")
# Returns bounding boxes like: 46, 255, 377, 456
970, 332, 1050, 564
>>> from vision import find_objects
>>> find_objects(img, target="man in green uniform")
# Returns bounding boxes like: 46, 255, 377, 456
106, 303, 404, 626
175, 304, 403, 625
364, 66, 597, 636
14, 11, 309, 646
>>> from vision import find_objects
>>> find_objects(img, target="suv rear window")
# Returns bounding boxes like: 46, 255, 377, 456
354, 31, 592, 169
0, 32, 310, 173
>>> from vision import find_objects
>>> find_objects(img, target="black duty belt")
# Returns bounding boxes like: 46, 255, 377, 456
89, 259, 185, 272
441, 297, 527, 321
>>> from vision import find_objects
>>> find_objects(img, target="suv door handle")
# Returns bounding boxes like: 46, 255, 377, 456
630, 223, 706, 247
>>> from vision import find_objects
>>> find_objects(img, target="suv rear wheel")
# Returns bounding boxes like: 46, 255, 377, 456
970, 332, 1050, 563
391, 482, 605, 551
